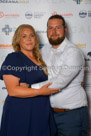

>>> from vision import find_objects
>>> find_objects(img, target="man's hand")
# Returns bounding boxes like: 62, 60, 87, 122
20, 83, 29, 88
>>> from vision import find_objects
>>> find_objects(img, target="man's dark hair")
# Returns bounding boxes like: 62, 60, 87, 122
47, 14, 66, 27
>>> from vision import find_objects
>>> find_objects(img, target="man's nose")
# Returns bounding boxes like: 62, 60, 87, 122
52, 28, 56, 34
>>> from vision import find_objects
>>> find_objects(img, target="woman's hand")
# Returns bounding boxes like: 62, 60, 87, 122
3, 75, 59, 98
20, 82, 59, 96
39, 83, 59, 95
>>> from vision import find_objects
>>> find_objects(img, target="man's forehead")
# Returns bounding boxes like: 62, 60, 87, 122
48, 19, 63, 25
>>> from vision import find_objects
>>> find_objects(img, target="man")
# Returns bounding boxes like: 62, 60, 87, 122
22, 15, 89, 136
38, 14, 88, 136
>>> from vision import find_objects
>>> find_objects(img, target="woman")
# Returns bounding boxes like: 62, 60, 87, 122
0, 24, 59, 136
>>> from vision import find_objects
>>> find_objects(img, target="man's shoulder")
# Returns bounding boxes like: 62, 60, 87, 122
64, 38, 84, 58
65, 39, 81, 52
65, 39, 76, 48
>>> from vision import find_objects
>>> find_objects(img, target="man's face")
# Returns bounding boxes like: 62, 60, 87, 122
47, 18, 67, 48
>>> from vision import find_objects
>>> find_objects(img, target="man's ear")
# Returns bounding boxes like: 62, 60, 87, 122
65, 27, 67, 33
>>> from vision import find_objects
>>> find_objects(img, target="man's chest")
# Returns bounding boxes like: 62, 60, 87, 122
42, 50, 67, 78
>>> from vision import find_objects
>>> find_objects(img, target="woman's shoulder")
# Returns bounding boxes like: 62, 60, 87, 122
3, 51, 22, 65
7, 51, 20, 58
5, 52, 22, 61
0, 52, 25, 81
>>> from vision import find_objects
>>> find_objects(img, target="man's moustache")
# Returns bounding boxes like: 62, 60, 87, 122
51, 35, 59, 36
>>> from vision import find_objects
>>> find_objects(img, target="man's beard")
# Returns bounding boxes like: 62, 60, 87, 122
48, 35, 65, 46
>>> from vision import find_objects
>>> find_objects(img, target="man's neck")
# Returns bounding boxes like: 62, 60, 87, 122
52, 44, 61, 49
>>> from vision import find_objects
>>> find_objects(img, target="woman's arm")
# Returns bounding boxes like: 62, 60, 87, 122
3, 75, 59, 98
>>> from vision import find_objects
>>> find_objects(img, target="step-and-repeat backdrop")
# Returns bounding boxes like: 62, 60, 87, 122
0, 0, 91, 135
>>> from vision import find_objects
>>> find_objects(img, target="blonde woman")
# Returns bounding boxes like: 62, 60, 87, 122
0, 24, 59, 136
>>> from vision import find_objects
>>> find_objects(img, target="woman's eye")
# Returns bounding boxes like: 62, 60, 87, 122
22, 35, 26, 38
31, 34, 35, 37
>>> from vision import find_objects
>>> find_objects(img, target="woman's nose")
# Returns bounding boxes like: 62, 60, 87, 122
28, 36, 31, 40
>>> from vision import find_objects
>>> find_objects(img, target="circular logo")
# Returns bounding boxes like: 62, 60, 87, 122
79, 10, 87, 18
0, 12, 4, 18
25, 11, 33, 19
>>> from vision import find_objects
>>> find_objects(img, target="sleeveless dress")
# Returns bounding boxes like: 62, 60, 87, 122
0, 52, 56, 136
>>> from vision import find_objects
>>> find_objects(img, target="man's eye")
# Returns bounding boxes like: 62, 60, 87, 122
56, 26, 61, 29
56, 27, 60, 29
48, 27, 53, 30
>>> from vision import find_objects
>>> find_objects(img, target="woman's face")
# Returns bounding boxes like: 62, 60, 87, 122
19, 28, 36, 53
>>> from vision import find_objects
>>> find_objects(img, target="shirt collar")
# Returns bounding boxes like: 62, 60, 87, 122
49, 37, 68, 53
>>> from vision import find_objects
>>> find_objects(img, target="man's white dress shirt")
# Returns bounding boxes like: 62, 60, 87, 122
32, 38, 87, 109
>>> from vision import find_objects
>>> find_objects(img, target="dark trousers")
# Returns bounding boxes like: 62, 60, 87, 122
54, 107, 89, 136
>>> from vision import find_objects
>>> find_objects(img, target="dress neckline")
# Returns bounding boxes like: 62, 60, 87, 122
18, 51, 41, 67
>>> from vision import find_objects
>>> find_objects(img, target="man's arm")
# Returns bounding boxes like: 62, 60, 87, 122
32, 48, 84, 89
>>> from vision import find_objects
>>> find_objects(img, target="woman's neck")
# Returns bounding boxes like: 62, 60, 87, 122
21, 50, 34, 58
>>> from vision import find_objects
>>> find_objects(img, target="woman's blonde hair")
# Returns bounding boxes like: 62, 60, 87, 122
12, 24, 48, 75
